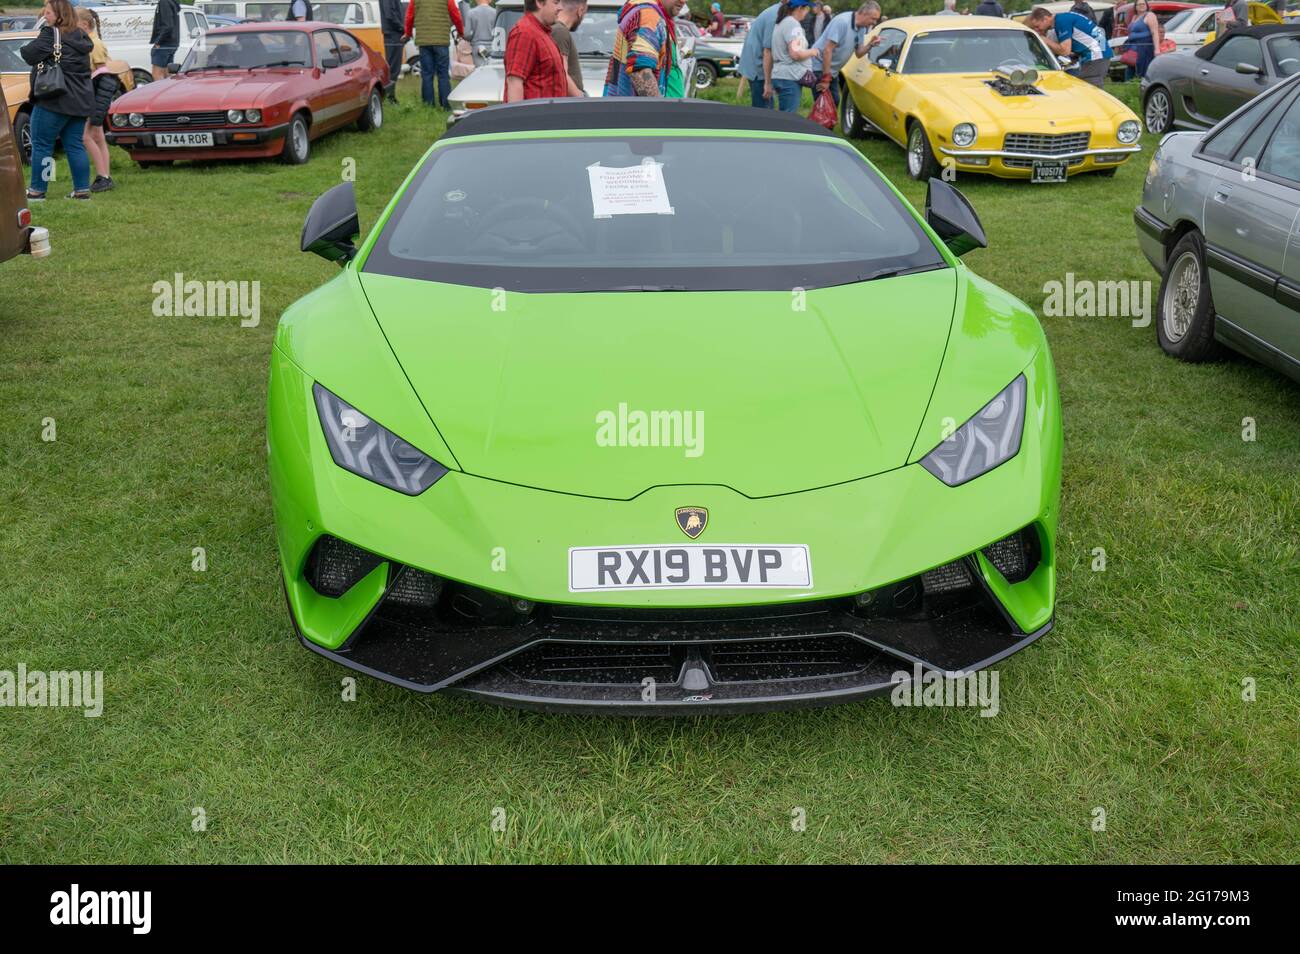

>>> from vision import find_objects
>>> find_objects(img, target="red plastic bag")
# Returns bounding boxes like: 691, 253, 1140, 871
810, 88, 837, 130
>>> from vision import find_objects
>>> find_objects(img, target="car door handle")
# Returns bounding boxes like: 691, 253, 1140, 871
1200, 68, 1209, 75
1214, 188, 1233, 203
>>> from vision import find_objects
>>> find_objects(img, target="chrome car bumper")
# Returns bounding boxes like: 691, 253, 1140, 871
940, 144, 1142, 160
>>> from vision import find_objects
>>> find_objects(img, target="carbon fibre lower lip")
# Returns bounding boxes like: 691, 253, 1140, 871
286, 573, 1053, 714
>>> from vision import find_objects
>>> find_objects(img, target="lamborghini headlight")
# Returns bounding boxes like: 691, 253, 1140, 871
952, 123, 977, 148
1117, 120, 1141, 144
313, 383, 448, 495
921, 375, 1027, 487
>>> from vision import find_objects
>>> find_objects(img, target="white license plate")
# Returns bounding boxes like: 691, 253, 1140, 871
1031, 159, 1069, 183
569, 544, 812, 592
155, 132, 214, 147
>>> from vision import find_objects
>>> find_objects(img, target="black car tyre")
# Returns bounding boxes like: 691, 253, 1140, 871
357, 87, 383, 131
281, 113, 311, 165
906, 121, 941, 181
1156, 230, 1224, 362
1144, 85, 1173, 136
693, 60, 717, 90
13, 109, 30, 165
840, 86, 868, 139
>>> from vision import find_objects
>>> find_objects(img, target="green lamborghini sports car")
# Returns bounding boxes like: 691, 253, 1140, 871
269, 98, 1062, 713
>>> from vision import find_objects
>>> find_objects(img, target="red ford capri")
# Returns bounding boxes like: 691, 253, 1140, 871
106, 21, 388, 167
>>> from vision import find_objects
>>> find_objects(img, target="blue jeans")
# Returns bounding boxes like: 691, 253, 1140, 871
419, 44, 451, 108
747, 75, 773, 108
772, 78, 802, 113
29, 106, 90, 194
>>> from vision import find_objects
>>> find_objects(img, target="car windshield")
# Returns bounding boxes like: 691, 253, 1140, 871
0, 39, 25, 71
902, 29, 1058, 74
492, 9, 619, 56
1161, 8, 1198, 31
1270, 34, 1300, 76
312, 2, 371, 25
181, 30, 312, 70
363, 135, 947, 292
243, 3, 291, 21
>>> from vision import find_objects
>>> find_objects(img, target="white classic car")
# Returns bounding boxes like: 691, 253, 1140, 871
448, 0, 694, 123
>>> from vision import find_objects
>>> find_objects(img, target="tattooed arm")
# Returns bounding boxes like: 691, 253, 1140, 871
631, 68, 660, 97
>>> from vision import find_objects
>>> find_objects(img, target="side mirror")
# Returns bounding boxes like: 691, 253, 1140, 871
167, 62, 181, 74
925, 178, 987, 257
1235, 61, 1262, 76
301, 182, 360, 265
877, 57, 893, 71
190, 28, 202, 38
321, 55, 339, 69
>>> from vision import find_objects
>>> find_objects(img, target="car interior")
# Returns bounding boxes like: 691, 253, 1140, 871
377, 138, 930, 272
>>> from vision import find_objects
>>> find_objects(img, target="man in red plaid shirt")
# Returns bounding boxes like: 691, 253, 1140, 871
504, 0, 584, 101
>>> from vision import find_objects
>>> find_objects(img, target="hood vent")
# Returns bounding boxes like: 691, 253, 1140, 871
985, 78, 1044, 97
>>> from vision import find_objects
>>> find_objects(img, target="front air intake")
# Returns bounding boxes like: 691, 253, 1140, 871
305, 535, 383, 597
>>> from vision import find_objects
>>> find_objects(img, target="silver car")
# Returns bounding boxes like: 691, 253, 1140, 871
1135, 72, 1300, 381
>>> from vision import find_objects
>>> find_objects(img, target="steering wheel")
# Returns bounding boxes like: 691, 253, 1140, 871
474, 197, 588, 249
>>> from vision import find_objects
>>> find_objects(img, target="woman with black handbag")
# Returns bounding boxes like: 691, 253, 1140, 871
20, 0, 94, 201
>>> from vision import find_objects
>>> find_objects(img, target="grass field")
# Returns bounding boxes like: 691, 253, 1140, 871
1, 76, 1297, 864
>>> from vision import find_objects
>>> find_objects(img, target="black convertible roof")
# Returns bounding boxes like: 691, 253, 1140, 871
441, 97, 840, 139
1196, 23, 1300, 60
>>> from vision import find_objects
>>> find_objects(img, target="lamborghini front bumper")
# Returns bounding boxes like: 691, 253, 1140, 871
268, 344, 1061, 713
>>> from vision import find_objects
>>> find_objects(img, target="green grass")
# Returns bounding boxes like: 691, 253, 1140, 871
1, 77, 1297, 864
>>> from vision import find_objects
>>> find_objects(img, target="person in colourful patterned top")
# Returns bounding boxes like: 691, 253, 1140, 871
603, 0, 689, 97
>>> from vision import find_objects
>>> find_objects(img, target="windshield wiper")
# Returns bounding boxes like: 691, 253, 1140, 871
258, 61, 307, 68
184, 65, 235, 73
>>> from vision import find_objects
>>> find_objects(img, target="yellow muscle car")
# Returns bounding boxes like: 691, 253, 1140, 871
839, 16, 1142, 182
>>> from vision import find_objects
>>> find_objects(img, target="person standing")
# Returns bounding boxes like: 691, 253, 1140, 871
504, 0, 576, 100
770, 0, 819, 113
21, 0, 93, 200
552, 0, 588, 93
603, 0, 687, 97
379, 0, 404, 102
813, 2, 879, 109
1124, 0, 1160, 79
464, 0, 496, 66
1025, 5, 1111, 87
936, 0, 958, 14
737, 2, 779, 107
76, 5, 116, 192
149, 0, 179, 81
708, 2, 726, 35
288, 0, 313, 19
974, 0, 1004, 16
404, 0, 465, 108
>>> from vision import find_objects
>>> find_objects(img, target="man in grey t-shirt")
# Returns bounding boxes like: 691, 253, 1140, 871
812, 2, 880, 107
465, 0, 497, 66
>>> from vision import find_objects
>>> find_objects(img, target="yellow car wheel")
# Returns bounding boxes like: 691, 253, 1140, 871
841, 89, 868, 139
906, 122, 940, 181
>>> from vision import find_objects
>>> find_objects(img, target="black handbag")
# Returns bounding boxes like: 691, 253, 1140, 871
31, 28, 67, 102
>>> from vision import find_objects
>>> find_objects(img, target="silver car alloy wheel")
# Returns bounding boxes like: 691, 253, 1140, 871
1146, 89, 1170, 134
908, 126, 924, 178
1163, 249, 1200, 342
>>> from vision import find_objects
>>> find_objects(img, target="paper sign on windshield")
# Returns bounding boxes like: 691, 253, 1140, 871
587, 159, 674, 218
